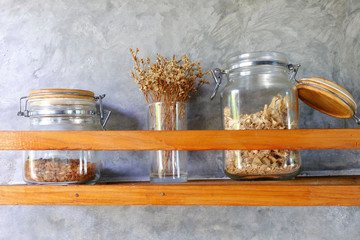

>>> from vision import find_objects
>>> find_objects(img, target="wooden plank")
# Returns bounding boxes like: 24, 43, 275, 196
0, 129, 359, 150
0, 178, 359, 205
184, 176, 360, 185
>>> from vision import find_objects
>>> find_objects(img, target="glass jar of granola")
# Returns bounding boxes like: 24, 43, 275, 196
211, 52, 301, 180
18, 89, 111, 185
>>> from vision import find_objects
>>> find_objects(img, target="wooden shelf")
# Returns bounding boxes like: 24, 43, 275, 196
0, 129, 359, 206
1, 177, 360, 205
0, 129, 359, 150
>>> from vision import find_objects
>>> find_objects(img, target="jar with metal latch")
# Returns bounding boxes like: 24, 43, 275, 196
211, 52, 301, 180
17, 89, 111, 185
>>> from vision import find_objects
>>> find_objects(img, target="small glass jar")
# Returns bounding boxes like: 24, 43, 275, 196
18, 89, 110, 185
211, 52, 301, 180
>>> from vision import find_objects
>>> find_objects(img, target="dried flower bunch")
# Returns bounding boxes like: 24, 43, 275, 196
130, 48, 209, 103
130, 49, 209, 180
224, 94, 300, 178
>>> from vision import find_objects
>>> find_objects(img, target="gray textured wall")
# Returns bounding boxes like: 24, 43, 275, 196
1, 0, 360, 239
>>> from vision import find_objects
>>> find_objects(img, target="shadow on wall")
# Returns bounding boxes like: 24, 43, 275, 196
99, 150, 149, 182
102, 105, 140, 131
93, 105, 149, 182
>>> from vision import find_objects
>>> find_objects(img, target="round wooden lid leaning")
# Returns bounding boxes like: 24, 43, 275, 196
297, 77, 357, 119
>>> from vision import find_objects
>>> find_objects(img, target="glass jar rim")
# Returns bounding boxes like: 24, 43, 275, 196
147, 101, 186, 105
226, 51, 289, 72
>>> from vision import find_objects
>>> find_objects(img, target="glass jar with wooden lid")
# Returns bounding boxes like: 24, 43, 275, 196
211, 52, 301, 180
18, 89, 111, 185
211, 51, 360, 181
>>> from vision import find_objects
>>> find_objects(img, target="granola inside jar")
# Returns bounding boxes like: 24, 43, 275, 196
18, 89, 110, 185
211, 52, 301, 180
24, 152, 98, 184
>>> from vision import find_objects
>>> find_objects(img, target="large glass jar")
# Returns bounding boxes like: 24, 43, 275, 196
18, 89, 110, 185
211, 52, 301, 180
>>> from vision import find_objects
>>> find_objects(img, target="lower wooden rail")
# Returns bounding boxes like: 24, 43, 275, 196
1, 177, 360, 206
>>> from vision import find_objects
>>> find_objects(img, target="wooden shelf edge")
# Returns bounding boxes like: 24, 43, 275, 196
1, 177, 360, 206
0, 129, 360, 150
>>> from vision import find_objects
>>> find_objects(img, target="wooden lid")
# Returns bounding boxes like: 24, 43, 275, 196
297, 77, 356, 119
29, 89, 95, 101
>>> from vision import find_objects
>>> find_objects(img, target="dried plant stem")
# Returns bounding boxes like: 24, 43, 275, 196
149, 102, 186, 176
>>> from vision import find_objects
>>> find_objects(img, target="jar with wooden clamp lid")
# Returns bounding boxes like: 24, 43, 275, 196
211, 52, 301, 180
17, 89, 111, 185
211, 51, 360, 181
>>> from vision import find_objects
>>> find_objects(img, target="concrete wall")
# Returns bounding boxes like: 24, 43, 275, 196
0, 0, 359, 239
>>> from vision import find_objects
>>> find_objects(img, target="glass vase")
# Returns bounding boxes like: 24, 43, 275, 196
147, 102, 187, 183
